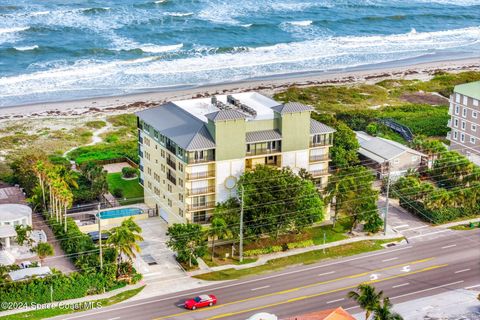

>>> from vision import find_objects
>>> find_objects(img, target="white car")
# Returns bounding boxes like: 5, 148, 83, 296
246, 313, 278, 320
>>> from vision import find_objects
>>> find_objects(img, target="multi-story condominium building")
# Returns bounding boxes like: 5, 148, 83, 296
447, 81, 480, 162
136, 92, 335, 225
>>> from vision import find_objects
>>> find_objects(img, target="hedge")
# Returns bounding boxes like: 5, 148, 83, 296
399, 198, 478, 224
287, 240, 314, 250
244, 245, 283, 257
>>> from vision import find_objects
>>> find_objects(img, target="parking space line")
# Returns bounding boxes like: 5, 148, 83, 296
326, 298, 345, 304
441, 244, 457, 249
454, 269, 470, 274
392, 283, 409, 288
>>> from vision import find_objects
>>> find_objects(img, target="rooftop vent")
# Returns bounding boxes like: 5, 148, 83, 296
226, 95, 257, 117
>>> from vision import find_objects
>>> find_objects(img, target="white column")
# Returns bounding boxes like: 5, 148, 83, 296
5, 237, 10, 249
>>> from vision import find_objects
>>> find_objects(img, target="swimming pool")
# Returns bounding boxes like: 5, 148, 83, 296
98, 207, 143, 220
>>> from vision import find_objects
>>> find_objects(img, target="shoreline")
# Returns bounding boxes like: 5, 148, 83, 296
1, 56, 479, 120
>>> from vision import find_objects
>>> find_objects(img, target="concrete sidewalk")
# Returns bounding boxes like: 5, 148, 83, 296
189, 228, 402, 276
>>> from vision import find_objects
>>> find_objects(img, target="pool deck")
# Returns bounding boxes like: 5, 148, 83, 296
72, 203, 151, 233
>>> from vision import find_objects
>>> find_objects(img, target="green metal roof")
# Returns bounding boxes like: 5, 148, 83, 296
454, 81, 480, 99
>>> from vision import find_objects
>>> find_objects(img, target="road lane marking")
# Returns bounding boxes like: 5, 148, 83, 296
393, 224, 409, 229
465, 284, 480, 289
326, 298, 345, 304
441, 244, 457, 249
382, 257, 398, 262
202, 264, 448, 320
176, 304, 184, 307
62, 246, 415, 320
153, 259, 437, 320
402, 225, 428, 232
408, 229, 450, 239
370, 274, 379, 281
454, 269, 470, 274
392, 283, 409, 288
401, 266, 410, 272
107, 318, 121, 320
391, 281, 464, 300
318, 271, 335, 277
251, 285, 270, 291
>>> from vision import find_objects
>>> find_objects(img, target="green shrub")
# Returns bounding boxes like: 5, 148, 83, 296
122, 167, 137, 178
244, 245, 283, 257
287, 240, 314, 249
112, 188, 123, 198
85, 120, 107, 129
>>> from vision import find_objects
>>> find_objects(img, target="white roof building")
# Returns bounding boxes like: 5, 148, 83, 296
8, 266, 52, 281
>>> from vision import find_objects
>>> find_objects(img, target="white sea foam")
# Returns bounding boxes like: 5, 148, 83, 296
14, 45, 39, 51
241, 24, 253, 28
287, 20, 313, 27
31, 11, 50, 16
0, 27, 29, 35
166, 12, 193, 17
154, 0, 167, 3
140, 43, 183, 53
1, 26, 480, 106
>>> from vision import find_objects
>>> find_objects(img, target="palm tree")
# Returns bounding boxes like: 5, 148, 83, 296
348, 284, 383, 320
207, 217, 232, 261
33, 242, 55, 264
373, 297, 403, 320
107, 218, 144, 266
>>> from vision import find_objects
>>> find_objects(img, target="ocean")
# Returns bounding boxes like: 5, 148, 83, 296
0, 0, 479, 107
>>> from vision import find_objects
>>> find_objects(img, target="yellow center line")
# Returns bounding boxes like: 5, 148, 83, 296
207, 264, 448, 320
153, 257, 434, 320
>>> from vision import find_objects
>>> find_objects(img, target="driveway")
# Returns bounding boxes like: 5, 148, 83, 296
379, 196, 454, 243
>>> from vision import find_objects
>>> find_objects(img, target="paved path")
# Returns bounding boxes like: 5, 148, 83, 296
48, 229, 480, 320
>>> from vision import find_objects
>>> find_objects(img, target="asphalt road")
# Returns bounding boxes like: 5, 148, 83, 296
60, 229, 480, 320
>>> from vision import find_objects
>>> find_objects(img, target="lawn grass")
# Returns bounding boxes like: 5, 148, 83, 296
107, 172, 144, 205
0, 286, 144, 320
194, 238, 404, 281
449, 223, 480, 230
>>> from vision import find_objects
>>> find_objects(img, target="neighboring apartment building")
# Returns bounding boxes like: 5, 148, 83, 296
355, 131, 427, 178
136, 92, 335, 225
446, 81, 480, 162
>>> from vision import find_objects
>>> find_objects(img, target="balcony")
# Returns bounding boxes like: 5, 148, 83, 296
187, 171, 215, 180
166, 157, 176, 170
187, 186, 216, 196
309, 154, 329, 162
246, 148, 281, 156
167, 173, 176, 185
187, 201, 216, 212
310, 169, 330, 177
188, 156, 215, 164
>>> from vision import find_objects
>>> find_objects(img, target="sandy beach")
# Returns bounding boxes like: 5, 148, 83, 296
1, 57, 479, 121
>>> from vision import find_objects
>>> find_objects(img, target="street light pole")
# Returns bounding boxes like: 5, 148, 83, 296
384, 166, 391, 236
239, 184, 244, 263
98, 204, 103, 270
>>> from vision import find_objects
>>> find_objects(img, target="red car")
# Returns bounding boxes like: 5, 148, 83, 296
184, 294, 217, 310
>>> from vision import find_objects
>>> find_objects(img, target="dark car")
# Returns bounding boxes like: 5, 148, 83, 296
184, 294, 217, 310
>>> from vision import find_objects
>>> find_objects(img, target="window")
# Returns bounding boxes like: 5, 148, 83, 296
463, 96, 468, 105
455, 105, 459, 115
462, 121, 466, 130
455, 93, 460, 103
462, 108, 467, 117
147, 181, 152, 189
453, 131, 458, 140
472, 124, 477, 132
161, 164, 165, 173
154, 130, 159, 139
454, 118, 458, 127
474, 99, 479, 107
161, 150, 165, 158
473, 111, 478, 119
168, 199, 172, 207
167, 184, 172, 193
179, 194, 184, 202
178, 178, 183, 187
147, 167, 152, 175
178, 163, 184, 172
470, 136, 476, 144
461, 133, 465, 143
178, 209, 183, 217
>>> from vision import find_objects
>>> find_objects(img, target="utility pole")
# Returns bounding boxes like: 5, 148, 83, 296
384, 166, 391, 236
98, 204, 103, 270
239, 184, 244, 263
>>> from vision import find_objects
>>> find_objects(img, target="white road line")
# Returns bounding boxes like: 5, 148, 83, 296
107, 318, 121, 320
344, 306, 361, 311
408, 229, 450, 239
318, 271, 335, 277
391, 281, 464, 300
465, 284, 480, 289
326, 298, 345, 304
401, 225, 429, 232
454, 269, 470, 274
441, 244, 457, 249
392, 283, 410, 288
251, 285, 270, 291
62, 246, 413, 320
393, 224, 409, 229
176, 304, 184, 307
382, 257, 398, 262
